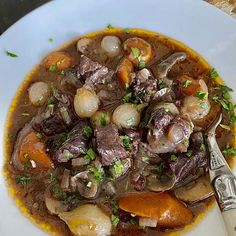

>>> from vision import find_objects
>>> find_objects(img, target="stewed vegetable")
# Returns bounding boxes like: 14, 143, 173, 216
4, 28, 236, 236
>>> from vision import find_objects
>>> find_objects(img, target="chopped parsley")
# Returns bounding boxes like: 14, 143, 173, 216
48, 64, 57, 72
5, 50, 18, 57
112, 202, 119, 214
64, 150, 73, 160
48, 38, 54, 42
111, 215, 120, 226
120, 135, 131, 150
130, 218, 137, 225
83, 125, 93, 138
99, 113, 107, 127
122, 92, 143, 104
186, 150, 193, 157
210, 68, 219, 79
131, 47, 146, 69
107, 23, 114, 29
126, 117, 134, 126
223, 145, 236, 156
170, 154, 177, 161
183, 80, 192, 88
195, 91, 208, 100
157, 79, 167, 89
152, 162, 165, 174
113, 160, 124, 175
220, 124, 230, 130
84, 148, 96, 161
197, 101, 209, 110
48, 171, 57, 183
35, 132, 42, 139
87, 165, 104, 182
200, 143, 206, 152
141, 156, 149, 163
15, 175, 31, 185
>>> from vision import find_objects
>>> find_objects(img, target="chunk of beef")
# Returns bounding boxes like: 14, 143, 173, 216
52, 121, 90, 163
77, 55, 114, 87
168, 132, 207, 183
33, 91, 76, 136
132, 68, 158, 103
95, 124, 127, 166
147, 108, 175, 141
146, 108, 193, 154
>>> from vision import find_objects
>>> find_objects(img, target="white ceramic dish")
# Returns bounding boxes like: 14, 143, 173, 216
0, 0, 236, 235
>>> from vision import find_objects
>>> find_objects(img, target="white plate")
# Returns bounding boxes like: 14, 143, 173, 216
0, 0, 236, 235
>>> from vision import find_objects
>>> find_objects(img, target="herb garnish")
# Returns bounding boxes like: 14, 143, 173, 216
48, 171, 57, 183
15, 175, 31, 185
220, 124, 230, 130
130, 218, 137, 225
122, 92, 143, 104
84, 148, 96, 161
87, 165, 104, 182
195, 91, 208, 100
170, 154, 177, 161
152, 162, 165, 174
197, 101, 209, 110
186, 150, 193, 157
48, 64, 57, 72
83, 125, 93, 138
141, 156, 149, 163
48, 38, 54, 42
183, 80, 192, 88
223, 145, 236, 156
126, 117, 134, 126
210, 68, 219, 79
99, 113, 107, 127
200, 143, 206, 152
131, 47, 146, 69
107, 23, 114, 29
111, 215, 120, 226
120, 135, 131, 150
5, 50, 18, 57
113, 160, 124, 175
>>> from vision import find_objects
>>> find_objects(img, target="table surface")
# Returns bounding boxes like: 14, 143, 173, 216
0, 0, 235, 35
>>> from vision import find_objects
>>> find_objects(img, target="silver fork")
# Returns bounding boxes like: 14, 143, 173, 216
207, 114, 236, 236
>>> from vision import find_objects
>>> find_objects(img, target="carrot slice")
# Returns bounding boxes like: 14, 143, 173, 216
19, 131, 53, 170
119, 192, 193, 228
43, 51, 74, 70
117, 58, 134, 89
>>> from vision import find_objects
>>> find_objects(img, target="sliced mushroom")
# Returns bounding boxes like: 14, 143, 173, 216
174, 175, 213, 203
44, 186, 68, 215
156, 52, 187, 79
60, 169, 71, 191
147, 171, 176, 192
72, 157, 90, 167
70, 171, 98, 198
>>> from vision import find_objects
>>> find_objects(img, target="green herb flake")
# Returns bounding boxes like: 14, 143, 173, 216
64, 150, 73, 160
197, 101, 209, 110
183, 80, 192, 88
170, 154, 177, 161
131, 47, 139, 58
210, 68, 219, 79
186, 150, 193, 157
107, 23, 114, 29
87, 165, 104, 182
220, 124, 230, 130
141, 156, 149, 163
112, 203, 119, 214
83, 125, 93, 138
48, 64, 58, 72
15, 175, 31, 185
223, 145, 236, 156
123, 92, 133, 103
195, 91, 208, 100
200, 143, 206, 152
126, 117, 134, 126
153, 162, 165, 174
52, 186, 67, 200
120, 135, 131, 150
130, 218, 137, 225
99, 113, 107, 127
48, 38, 54, 42
111, 215, 120, 226
139, 59, 146, 70
36, 132, 43, 139
84, 148, 96, 161
5, 50, 18, 57
113, 160, 124, 175
49, 171, 57, 183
